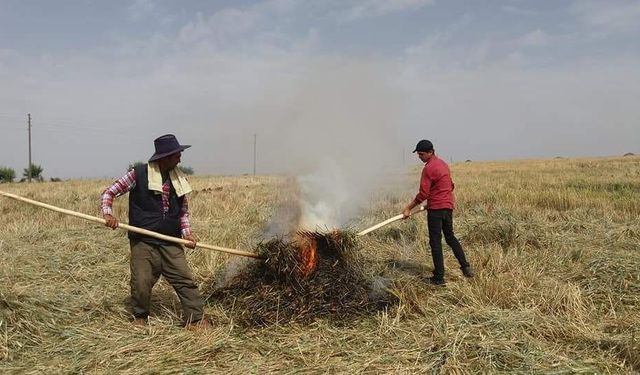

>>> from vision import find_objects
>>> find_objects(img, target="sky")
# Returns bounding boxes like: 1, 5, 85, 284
1, 0, 639, 181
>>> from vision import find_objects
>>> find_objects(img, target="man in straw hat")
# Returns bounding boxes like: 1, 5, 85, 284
101, 134, 210, 330
402, 139, 474, 285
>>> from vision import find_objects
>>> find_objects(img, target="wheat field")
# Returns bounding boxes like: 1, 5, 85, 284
1, 156, 639, 374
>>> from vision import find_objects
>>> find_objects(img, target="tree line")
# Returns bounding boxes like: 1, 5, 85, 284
0, 164, 44, 183
0, 162, 195, 183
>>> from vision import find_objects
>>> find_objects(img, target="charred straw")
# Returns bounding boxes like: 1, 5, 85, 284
207, 230, 397, 327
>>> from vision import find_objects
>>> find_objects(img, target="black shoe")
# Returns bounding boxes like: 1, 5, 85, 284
427, 276, 446, 285
461, 266, 474, 278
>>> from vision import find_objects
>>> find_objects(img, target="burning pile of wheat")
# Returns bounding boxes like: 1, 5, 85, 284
207, 230, 397, 326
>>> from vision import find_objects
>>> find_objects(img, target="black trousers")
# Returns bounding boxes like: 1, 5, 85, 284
427, 209, 469, 279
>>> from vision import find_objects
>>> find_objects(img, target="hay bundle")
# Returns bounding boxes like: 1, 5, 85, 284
207, 231, 397, 326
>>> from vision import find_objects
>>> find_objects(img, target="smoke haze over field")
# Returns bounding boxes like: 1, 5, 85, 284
1, 0, 639, 182
260, 60, 407, 229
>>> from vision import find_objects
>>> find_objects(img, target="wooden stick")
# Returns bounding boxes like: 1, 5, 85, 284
357, 206, 425, 236
0, 190, 262, 259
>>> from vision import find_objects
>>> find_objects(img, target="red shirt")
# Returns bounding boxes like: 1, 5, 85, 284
414, 155, 455, 210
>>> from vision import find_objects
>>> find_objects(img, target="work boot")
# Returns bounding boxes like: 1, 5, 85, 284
132, 317, 147, 327
461, 266, 475, 278
185, 318, 212, 331
427, 276, 446, 286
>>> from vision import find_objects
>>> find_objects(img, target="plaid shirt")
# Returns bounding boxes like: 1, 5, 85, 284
101, 169, 192, 236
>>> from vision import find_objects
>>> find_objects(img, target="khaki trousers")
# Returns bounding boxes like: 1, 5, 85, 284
129, 240, 204, 323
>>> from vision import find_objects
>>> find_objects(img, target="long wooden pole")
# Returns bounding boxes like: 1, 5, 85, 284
0, 190, 262, 259
357, 206, 425, 236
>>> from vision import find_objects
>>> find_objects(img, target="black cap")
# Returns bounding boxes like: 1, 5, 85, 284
412, 139, 434, 153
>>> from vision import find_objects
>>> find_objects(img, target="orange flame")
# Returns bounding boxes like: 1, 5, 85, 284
296, 232, 318, 277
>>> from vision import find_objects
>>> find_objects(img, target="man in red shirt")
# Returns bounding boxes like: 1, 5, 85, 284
402, 139, 473, 285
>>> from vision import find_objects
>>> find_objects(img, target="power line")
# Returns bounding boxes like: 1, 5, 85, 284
1, 113, 152, 133
0, 114, 24, 120
0, 121, 151, 140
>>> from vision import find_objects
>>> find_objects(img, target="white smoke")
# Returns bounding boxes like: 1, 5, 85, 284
258, 58, 408, 232
297, 166, 350, 230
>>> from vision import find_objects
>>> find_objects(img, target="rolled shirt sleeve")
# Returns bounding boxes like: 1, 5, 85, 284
180, 195, 192, 237
101, 169, 137, 216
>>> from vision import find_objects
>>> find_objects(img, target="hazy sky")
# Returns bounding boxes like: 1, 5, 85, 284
1, 0, 639, 180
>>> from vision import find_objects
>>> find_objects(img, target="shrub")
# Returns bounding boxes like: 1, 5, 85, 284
178, 165, 194, 175
0, 166, 16, 183
22, 164, 43, 182
128, 161, 144, 171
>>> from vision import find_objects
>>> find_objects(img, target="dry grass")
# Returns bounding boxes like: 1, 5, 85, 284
1, 156, 639, 373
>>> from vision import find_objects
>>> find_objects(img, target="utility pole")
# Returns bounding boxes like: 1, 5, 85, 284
27, 113, 32, 183
253, 133, 257, 176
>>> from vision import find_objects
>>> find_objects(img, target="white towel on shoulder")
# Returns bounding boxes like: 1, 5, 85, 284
147, 162, 192, 197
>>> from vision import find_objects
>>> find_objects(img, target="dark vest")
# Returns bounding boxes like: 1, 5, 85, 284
128, 164, 184, 244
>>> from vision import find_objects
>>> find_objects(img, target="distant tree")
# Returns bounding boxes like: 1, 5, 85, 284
128, 161, 144, 171
23, 164, 44, 182
127, 162, 194, 175
0, 166, 16, 183
178, 165, 194, 175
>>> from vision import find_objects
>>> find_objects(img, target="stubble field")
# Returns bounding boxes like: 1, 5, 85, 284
1, 156, 639, 374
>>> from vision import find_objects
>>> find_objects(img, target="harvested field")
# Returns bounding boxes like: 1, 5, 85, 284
1, 156, 639, 373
